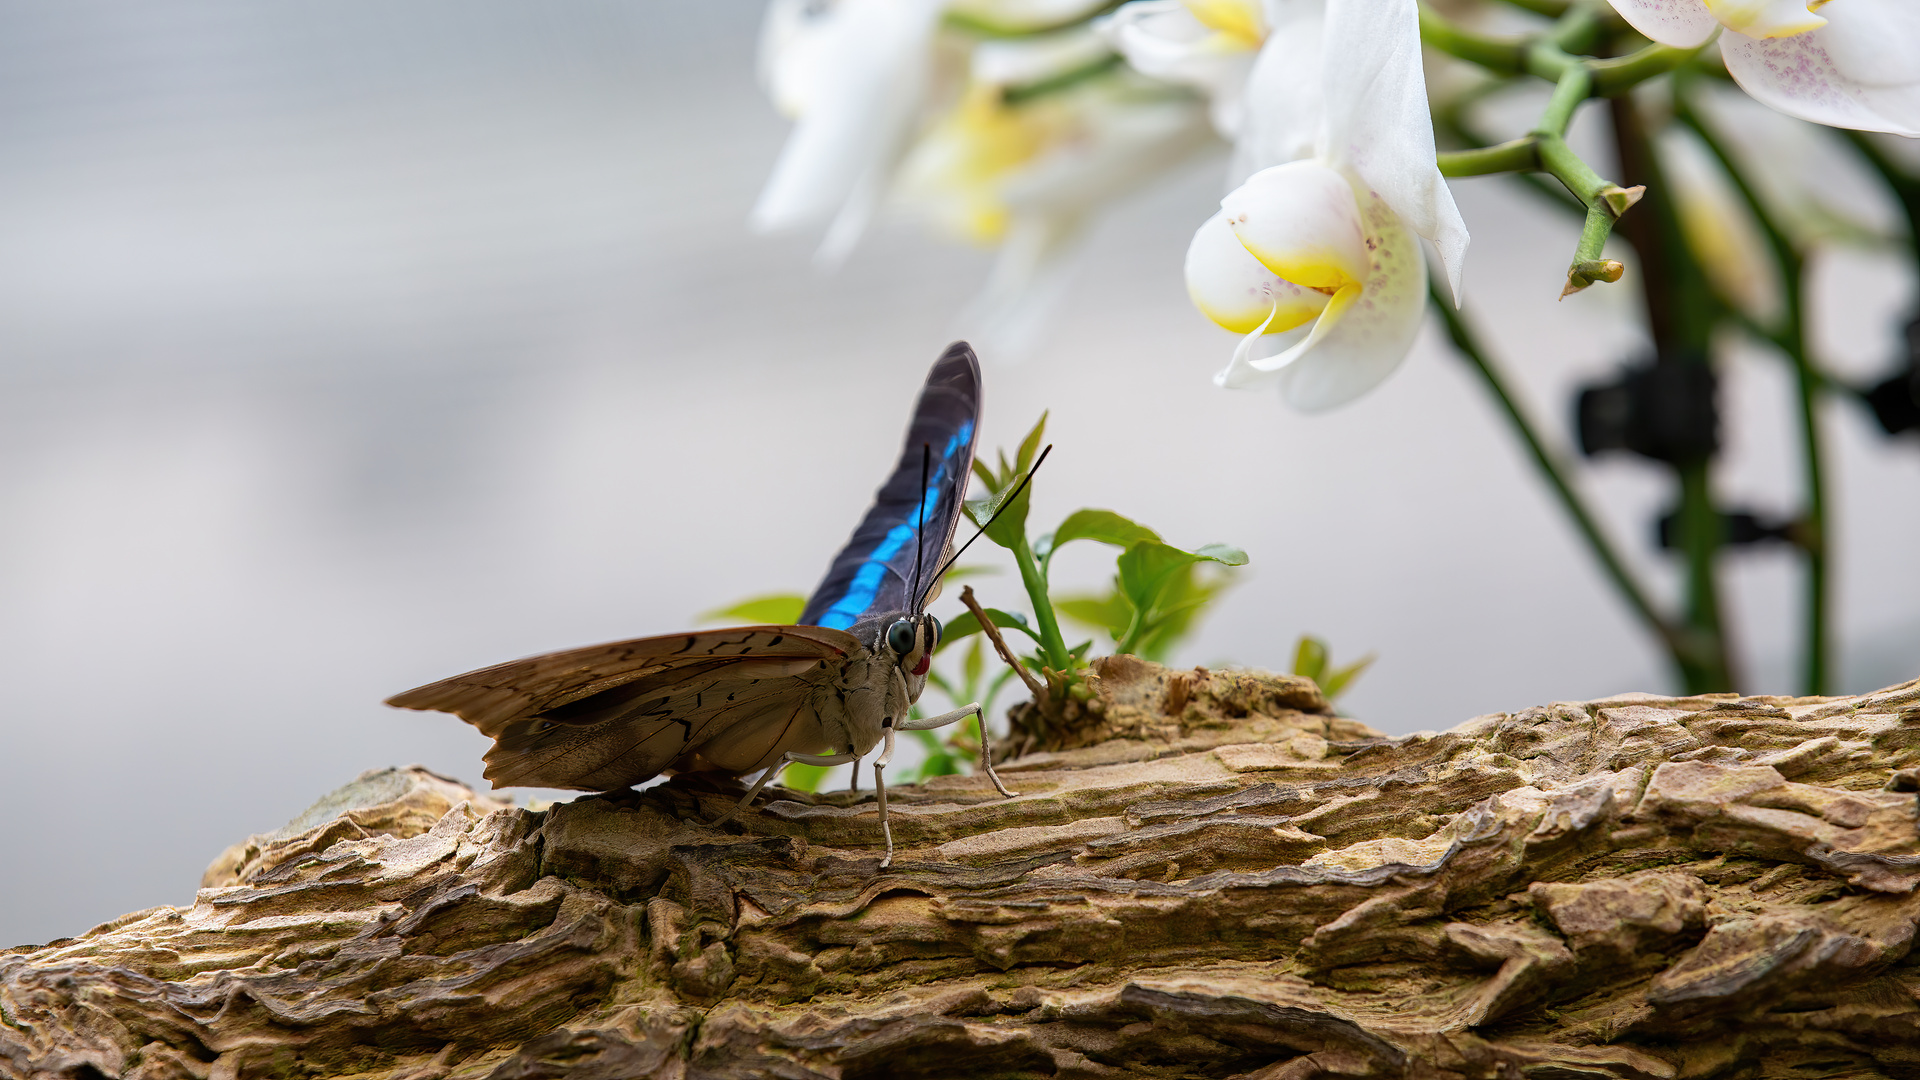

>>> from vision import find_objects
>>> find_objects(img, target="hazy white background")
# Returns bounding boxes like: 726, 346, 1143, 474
2, 2, 1915, 947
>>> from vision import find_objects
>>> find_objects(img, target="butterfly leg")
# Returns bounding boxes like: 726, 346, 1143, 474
873, 725, 897, 868
897, 703, 1017, 798
711, 750, 860, 827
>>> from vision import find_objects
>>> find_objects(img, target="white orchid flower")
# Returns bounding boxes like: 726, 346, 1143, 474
895, 30, 1213, 354
752, 0, 951, 262
1104, 1, 1266, 138
1183, 0, 1467, 410
1105, 0, 1328, 183
1606, 0, 1920, 137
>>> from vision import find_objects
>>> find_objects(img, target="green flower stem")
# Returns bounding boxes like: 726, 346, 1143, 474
1422, 8, 1670, 294
1418, 6, 1526, 74
1589, 40, 1710, 94
1438, 138, 1539, 177
1494, 0, 1572, 16
1530, 64, 1645, 293
1677, 91, 1829, 694
1438, 105, 1583, 214
1001, 52, 1125, 106
943, 0, 1125, 38
1608, 93, 1733, 693
1010, 534, 1071, 672
1428, 282, 1684, 669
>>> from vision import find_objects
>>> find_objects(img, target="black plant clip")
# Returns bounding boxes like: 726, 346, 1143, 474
1656, 508, 1801, 552
1860, 315, 1920, 438
1575, 353, 1718, 466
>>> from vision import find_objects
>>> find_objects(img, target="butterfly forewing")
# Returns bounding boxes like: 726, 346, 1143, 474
385, 626, 859, 790
799, 342, 981, 637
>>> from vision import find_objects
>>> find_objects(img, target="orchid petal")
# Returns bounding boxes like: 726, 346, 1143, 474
1106, 1, 1260, 137
1603, 0, 1723, 47
1228, 2, 1323, 179
751, 0, 946, 233
1221, 161, 1369, 291
1185, 210, 1332, 334
1704, 0, 1825, 39
1316, 0, 1468, 302
1214, 312, 1313, 389
962, 93, 1215, 358
1185, 0, 1267, 46
1264, 186, 1429, 411
1721, 1, 1920, 136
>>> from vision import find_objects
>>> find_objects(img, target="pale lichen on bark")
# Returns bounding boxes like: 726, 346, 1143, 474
5, 658, 1920, 1079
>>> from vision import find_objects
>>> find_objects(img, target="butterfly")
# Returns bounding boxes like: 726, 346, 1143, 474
386, 341, 1014, 866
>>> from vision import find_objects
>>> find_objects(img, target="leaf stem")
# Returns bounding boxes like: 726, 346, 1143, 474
1438, 138, 1538, 177
1010, 535, 1072, 671
1607, 93, 1734, 692
1418, 6, 1527, 74
1001, 52, 1125, 106
943, 0, 1126, 39
1676, 90, 1828, 693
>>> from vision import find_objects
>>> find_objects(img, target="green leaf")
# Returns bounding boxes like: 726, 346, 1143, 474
1293, 635, 1330, 683
1322, 655, 1377, 700
700, 593, 807, 625
939, 607, 1038, 649
1291, 634, 1374, 700
941, 564, 998, 580
1014, 411, 1048, 474
980, 481, 1033, 550
1192, 543, 1249, 566
1115, 541, 1203, 619
962, 635, 984, 687
1134, 579, 1222, 661
971, 458, 998, 490
1050, 508, 1161, 553
781, 762, 830, 792
1056, 591, 1131, 638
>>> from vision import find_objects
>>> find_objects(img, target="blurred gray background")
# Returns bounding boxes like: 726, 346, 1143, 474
2, 2, 1915, 947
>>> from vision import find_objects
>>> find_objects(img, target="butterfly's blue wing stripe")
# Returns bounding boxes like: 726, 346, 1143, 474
813, 417, 975, 630
801, 343, 982, 638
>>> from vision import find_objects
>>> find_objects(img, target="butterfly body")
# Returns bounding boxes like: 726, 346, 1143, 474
387, 343, 1009, 864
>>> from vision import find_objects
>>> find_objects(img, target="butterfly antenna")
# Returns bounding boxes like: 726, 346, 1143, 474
909, 442, 931, 611
929, 444, 1052, 588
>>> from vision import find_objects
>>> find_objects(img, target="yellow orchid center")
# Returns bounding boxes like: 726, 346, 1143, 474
1703, 0, 1828, 39
1181, 0, 1266, 49
902, 84, 1060, 243
1219, 162, 1371, 294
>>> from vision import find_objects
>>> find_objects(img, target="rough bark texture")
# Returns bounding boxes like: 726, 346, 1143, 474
6, 657, 1920, 1080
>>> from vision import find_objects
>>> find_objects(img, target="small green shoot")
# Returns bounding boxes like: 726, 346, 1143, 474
699, 594, 806, 625
704, 412, 1263, 781
1292, 635, 1374, 701
966, 413, 1248, 674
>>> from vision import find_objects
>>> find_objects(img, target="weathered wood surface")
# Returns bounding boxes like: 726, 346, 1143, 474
6, 657, 1920, 1079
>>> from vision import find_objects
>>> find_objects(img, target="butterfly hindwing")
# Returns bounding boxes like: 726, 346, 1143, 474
799, 341, 981, 637
385, 626, 860, 790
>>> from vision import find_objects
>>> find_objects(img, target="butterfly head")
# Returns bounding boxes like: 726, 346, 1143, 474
884, 613, 941, 681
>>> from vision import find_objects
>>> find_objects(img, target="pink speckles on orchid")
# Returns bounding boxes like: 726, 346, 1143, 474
1606, 0, 1721, 48
1180, 0, 1466, 411
1608, 0, 1920, 135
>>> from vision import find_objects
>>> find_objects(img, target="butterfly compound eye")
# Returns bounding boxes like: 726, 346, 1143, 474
886, 618, 916, 656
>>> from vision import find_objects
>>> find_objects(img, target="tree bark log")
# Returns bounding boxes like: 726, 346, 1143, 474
6, 657, 1920, 1079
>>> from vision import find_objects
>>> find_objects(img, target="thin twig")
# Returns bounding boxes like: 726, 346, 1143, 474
961, 586, 1047, 703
